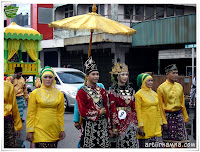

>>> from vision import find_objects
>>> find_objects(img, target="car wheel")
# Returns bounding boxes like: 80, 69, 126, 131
63, 94, 68, 111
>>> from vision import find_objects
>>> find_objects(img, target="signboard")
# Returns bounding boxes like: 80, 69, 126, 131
185, 44, 196, 48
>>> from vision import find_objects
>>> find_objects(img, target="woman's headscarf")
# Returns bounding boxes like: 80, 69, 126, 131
40, 66, 56, 89
137, 73, 152, 90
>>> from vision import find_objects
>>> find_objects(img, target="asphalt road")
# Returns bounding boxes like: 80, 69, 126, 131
20, 107, 80, 148
17, 106, 197, 148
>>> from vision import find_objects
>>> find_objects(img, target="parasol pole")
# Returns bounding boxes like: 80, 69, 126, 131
84, 4, 96, 85
84, 29, 94, 85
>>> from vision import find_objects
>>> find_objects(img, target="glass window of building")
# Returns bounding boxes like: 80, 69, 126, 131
166, 6, 174, 17
65, 4, 73, 18
156, 5, 164, 19
145, 5, 154, 20
176, 6, 184, 16
124, 5, 133, 19
135, 5, 144, 21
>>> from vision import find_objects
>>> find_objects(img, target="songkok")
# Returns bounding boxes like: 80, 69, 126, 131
15, 67, 22, 73
165, 64, 178, 73
110, 62, 128, 75
84, 56, 98, 75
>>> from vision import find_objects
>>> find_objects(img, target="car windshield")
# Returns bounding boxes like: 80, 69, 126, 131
57, 72, 85, 84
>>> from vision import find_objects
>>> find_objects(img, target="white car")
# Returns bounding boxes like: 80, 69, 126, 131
25, 68, 85, 110
25, 76, 36, 93
53, 68, 85, 110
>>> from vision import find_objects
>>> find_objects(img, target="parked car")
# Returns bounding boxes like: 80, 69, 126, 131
25, 76, 36, 94
53, 68, 85, 110
25, 68, 85, 110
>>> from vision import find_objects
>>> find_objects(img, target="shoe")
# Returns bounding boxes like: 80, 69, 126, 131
21, 118, 25, 123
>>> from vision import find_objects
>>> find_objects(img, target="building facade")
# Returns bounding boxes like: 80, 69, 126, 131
6, 4, 196, 89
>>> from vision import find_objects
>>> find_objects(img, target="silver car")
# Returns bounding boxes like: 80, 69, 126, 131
53, 68, 85, 110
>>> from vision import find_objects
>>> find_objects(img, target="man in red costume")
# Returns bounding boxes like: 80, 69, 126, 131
76, 56, 113, 148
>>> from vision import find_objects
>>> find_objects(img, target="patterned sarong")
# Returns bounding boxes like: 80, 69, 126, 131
162, 110, 189, 143
114, 122, 139, 148
35, 141, 58, 148
4, 115, 16, 148
81, 116, 110, 148
16, 96, 24, 119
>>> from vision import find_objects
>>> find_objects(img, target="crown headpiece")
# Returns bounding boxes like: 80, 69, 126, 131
110, 62, 128, 75
84, 56, 98, 75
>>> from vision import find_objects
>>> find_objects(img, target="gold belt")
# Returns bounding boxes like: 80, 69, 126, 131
116, 107, 131, 111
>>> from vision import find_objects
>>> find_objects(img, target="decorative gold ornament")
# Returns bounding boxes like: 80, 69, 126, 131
110, 62, 128, 75
125, 99, 131, 104
93, 97, 99, 103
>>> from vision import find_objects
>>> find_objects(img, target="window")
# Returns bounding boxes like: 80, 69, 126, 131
55, 77, 60, 85
145, 5, 154, 20
176, 7, 184, 16
135, 5, 144, 21
38, 7, 53, 24
156, 5, 164, 19
124, 5, 133, 19
166, 6, 174, 17
65, 4, 73, 18
57, 72, 85, 84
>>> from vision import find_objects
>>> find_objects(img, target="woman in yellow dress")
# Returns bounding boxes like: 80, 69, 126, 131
135, 73, 163, 148
26, 66, 66, 148
4, 81, 23, 148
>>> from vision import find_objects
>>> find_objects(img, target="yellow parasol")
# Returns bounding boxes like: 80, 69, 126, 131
49, 4, 136, 84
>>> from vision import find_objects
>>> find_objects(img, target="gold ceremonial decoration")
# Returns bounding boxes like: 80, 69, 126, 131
93, 97, 99, 103
116, 107, 131, 111
125, 99, 131, 104
110, 62, 128, 75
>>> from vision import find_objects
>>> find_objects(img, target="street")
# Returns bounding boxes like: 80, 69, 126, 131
20, 107, 80, 148
19, 105, 196, 148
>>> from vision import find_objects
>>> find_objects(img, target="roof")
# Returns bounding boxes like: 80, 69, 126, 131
4, 22, 43, 40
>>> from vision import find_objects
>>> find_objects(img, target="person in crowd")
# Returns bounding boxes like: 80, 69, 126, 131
108, 61, 138, 148
76, 56, 113, 148
73, 83, 105, 148
26, 66, 66, 148
135, 73, 163, 148
4, 75, 7, 81
4, 81, 23, 148
190, 76, 196, 140
67, 64, 72, 68
35, 77, 41, 88
157, 64, 189, 147
7, 67, 29, 122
